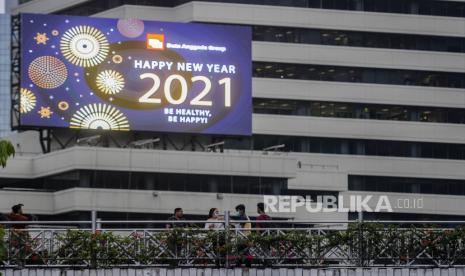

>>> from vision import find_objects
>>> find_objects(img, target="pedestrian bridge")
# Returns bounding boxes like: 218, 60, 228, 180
1, 220, 465, 270
2, 268, 465, 276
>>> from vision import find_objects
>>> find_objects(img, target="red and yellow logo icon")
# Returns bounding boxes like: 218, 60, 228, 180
146, 34, 165, 50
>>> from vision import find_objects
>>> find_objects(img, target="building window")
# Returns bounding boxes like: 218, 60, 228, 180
349, 175, 465, 196
235, 135, 465, 161
253, 62, 465, 89
251, 25, 465, 53
0, 170, 288, 195
253, 98, 465, 124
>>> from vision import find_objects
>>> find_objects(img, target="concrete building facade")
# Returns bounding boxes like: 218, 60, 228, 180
2, 0, 465, 223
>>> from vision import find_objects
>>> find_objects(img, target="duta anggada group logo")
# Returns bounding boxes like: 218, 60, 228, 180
19, 13, 252, 136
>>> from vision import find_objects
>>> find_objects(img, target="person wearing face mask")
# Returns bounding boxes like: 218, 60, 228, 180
204, 208, 224, 230
231, 204, 251, 231
230, 204, 252, 267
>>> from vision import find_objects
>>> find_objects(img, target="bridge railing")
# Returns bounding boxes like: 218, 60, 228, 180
1, 220, 465, 268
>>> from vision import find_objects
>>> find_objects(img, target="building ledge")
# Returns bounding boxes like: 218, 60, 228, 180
0, 146, 297, 179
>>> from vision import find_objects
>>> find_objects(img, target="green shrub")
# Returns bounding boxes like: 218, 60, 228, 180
56, 230, 136, 267
2, 223, 465, 267
0, 227, 6, 262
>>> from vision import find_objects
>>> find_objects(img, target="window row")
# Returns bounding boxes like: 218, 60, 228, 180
55, 0, 465, 18
308, 0, 465, 18
253, 98, 465, 124
0, 170, 287, 195
253, 25, 465, 53
253, 62, 465, 88
349, 175, 465, 196
227, 135, 465, 160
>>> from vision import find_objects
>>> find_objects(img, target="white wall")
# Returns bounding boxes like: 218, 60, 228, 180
14, 1, 465, 37
3, 145, 465, 216
93, 2, 465, 37
0, 188, 348, 221
341, 191, 465, 216
0, 146, 297, 179
254, 114, 465, 143
253, 78, 465, 109
12, 0, 85, 14
291, 152, 465, 182
287, 152, 465, 191
254, 42, 465, 73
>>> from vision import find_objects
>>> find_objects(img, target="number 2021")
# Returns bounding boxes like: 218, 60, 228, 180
138, 73, 231, 107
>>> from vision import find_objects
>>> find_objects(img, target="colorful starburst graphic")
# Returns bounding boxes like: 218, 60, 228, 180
70, 103, 129, 131
112, 55, 123, 64
60, 25, 109, 67
38, 106, 53, 118
117, 19, 144, 38
96, 70, 125, 95
28, 56, 68, 89
19, 13, 251, 136
20, 88, 36, 113
58, 101, 69, 111
34, 32, 49, 44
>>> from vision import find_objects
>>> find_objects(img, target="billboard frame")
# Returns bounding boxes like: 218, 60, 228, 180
10, 14, 21, 131
15, 13, 252, 136
11, 13, 250, 153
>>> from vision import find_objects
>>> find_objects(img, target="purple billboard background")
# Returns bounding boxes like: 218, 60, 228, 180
19, 13, 252, 136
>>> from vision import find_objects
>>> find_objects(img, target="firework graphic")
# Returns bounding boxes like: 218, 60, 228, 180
38, 106, 53, 118
117, 19, 144, 38
20, 88, 36, 113
60, 25, 109, 67
96, 70, 125, 95
58, 101, 69, 111
112, 55, 123, 64
70, 103, 130, 130
19, 13, 251, 135
28, 56, 68, 89
34, 32, 49, 45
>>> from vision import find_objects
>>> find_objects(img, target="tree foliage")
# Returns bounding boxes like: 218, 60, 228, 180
0, 140, 15, 167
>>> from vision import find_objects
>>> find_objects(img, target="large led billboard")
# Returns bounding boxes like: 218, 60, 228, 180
18, 13, 251, 135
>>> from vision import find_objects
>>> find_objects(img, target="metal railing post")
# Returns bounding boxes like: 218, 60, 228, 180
91, 210, 97, 234
96, 218, 102, 231
358, 211, 364, 267
90, 210, 98, 268
225, 210, 230, 228
224, 210, 230, 268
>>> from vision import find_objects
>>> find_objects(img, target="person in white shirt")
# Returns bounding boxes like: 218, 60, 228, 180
204, 208, 224, 230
